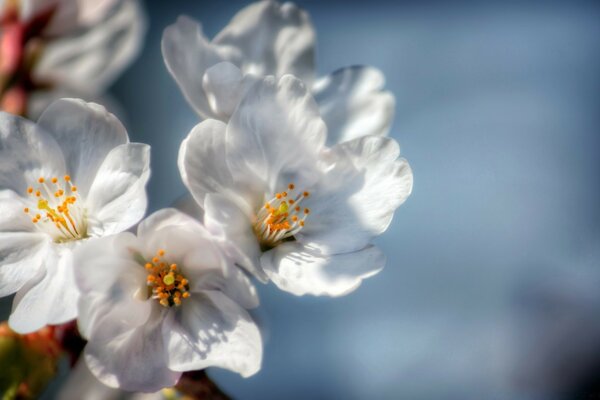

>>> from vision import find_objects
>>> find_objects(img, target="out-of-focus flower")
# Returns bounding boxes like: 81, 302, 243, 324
0, 0, 147, 117
179, 75, 413, 296
0, 98, 150, 333
162, 0, 393, 144
0, 322, 61, 399
74, 208, 262, 392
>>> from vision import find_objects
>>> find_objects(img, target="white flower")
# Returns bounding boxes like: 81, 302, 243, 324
0, 0, 147, 116
179, 75, 413, 296
162, 0, 393, 144
74, 208, 262, 392
0, 98, 150, 333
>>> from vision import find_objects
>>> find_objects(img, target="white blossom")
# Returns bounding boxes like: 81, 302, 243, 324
179, 75, 413, 296
0, 98, 150, 333
74, 208, 262, 392
162, 0, 393, 144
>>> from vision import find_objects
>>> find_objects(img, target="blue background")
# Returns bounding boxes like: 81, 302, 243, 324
27, 0, 600, 399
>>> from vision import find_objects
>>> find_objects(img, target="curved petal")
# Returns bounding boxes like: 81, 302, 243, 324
0, 190, 38, 233
261, 242, 385, 297
162, 291, 262, 377
9, 244, 79, 333
298, 135, 413, 254
37, 99, 128, 196
86, 143, 150, 236
161, 16, 227, 119
202, 61, 259, 120
203, 193, 266, 282
35, 0, 147, 94
0, 112, 65, 194
313, 66, 395, 144
0, 232, 48, 297
213, 0, 315, 84
226, 75, 326, 193
178, 119, 249, 210
84, 312, 180, 392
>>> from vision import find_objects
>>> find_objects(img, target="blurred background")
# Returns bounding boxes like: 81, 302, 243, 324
12, 0, 600, 398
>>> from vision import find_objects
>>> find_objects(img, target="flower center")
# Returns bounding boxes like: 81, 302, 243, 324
24, 175, 87, 243
253, 183, 310, 249
145, 249, 190, 308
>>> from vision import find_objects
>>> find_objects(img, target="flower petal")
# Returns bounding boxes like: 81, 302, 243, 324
298, 135, 413, 254
162, 291, 262, 377
37, 99, 128, 196
261, 242, 385, 297
0, 112, 65, 194
84, 313, 180, 392
226, 75, 326, 192
86, 143, 150, 237
9, 245, 79, 333
203, 193, 266, 283
35, 0, 147, 94
313, 66, 395, 144
178, 119, 250, 209
0, 232, 48, 297
161, 16, 227, 119
213, 0, 315, 84
202, 61, 259, 120
0, 190, 37, 233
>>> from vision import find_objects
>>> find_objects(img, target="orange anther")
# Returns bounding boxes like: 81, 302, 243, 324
71, 186, 77, 192
145, 263, 153, 269
158, 249, 165, 256
27, 187, 33, 194
35, 191, 41, 197
51, 177, 58, 183
38, 177, 44, 183
64, 175, 71, 182
303, 191, 310, 197
170, 264, 177, 271
182, 292, 190, 298
288, 183, 295, 190
304, 208, 310, 214
152, 257, 159, 263
23, 207, 29, 213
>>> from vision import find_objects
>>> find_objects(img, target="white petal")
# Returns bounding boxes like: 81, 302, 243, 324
9, 245, 79, 333
226, 75, 326, 192
178, 119, 249, 209
0, 112, 65, 194
261, 243, 385, 297
171, 193, 203, 221
0, 190, 37, 233
37, 99, 128, 196
0, 232, 48, 297
213, 1, 315, 84
163, 292, 262, 377
202, 61, 259, 120
85, 314, 180, 392
313, 66, 395, 144
21, 0, 78, 36
161, 16, 227, 119
86, 143, 150, 237
203, 193, 266, 282
299, 135, 413, 254
58, 358, 122, 400
35, 0, 147, 94
136, 208, 200, 240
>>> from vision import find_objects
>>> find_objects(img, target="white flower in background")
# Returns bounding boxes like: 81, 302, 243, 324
0, 0, 147, 116
74, 208, 262, 392
179, 75, 413, 296
162, 0, 393, 145
0, 98, 150, 333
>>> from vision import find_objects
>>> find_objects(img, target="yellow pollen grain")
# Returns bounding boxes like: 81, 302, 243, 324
163, 274, 175, 286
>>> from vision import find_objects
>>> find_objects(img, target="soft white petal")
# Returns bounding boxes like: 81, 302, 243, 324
0, 190, 38, 233
202, 61, 258, 120
86, 143, 150, 236
178, 119, 250, 209
171, 193, 203, 221
313, 66, 395, 144
161, 16, 227, 119
163, 292, 262, 377
9, 245, 79, 333
85, 313, 180, 392
261, 242, 385, 297
226, 75, 326, 192
37, 99, 128, 196
0, 232, 48, 297
299, 135, 413, 253
203, 193, 266, 282
58, 358, 122, 400
35, 0, 147, 94
213, 0, 315, 83
136, 208, 200, 240
0, 112, 65, 194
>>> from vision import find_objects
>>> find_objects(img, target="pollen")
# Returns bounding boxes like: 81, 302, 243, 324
23, 175, 87, 243
145, 250, 190, 308
253, 183, 310, 248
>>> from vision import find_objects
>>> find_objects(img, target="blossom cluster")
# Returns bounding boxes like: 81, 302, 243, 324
0, 0, 413, 394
